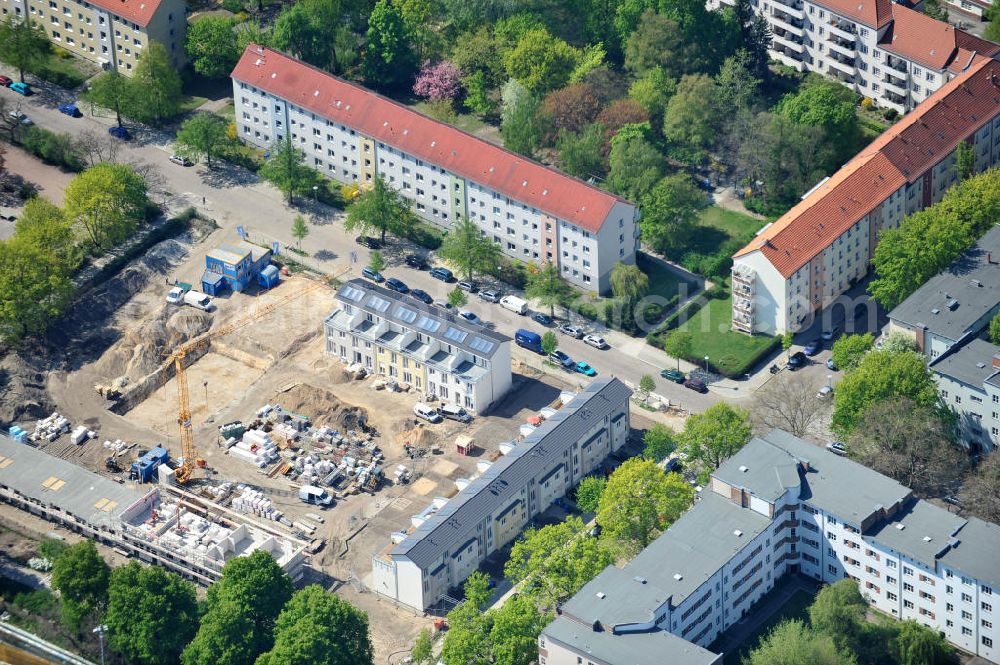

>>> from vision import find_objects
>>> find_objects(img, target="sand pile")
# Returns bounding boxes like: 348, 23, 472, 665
94, 306, 213, 382
274, 384, 371, 431
0, 350, 53, 425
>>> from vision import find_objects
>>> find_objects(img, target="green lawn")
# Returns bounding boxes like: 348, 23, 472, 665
637, 252, 695, 303
30, 51, 89, 88
177, 94, 210, 115
717, 588, 815, 665
697, 206, 766, 239
411, 101, 489, 135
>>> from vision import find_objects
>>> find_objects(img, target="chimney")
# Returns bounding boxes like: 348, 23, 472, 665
993, 353, 1000, 370
989, 252, 997, 264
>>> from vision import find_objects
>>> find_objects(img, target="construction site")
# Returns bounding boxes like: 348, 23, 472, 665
0, 224, 589, 659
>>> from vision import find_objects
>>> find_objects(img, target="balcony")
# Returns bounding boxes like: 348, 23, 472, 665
826, 36, 855, 58
772, 0, 805, 17
734, 297, 754, 315
772, 31, 805, 52
885, 56, 908, 73
826, 55, 856, 80
732, 309, 754, 334
881, 76, 907, 96
732, 265, 756, 285
771, 11, 805, 35
827, 19, 856, 40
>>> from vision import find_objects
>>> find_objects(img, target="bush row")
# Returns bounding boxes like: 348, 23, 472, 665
19, 126, 86, 172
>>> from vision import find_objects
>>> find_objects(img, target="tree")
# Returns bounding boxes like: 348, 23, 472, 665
185, 16, 240, 78
960, 452, 1000, 524
106, 562, 199, 665
894, 620, 954, 665
597, 458, 695, 555
624, 10, 707, 79
271, 0, 343, 72
606, 131, 664, 201
411, 629, 434, 665
541, 331, 558, 356
448, 287, 467, 308
752, 372, 829, 438
781, 331, 795, 358
526, 262, 571, 317
260, 138, 321, 205
676, 403, 752, 473
639, 174, 705, 256
987, 3, 1000, 42
922, 0, 949, 20
0, 236, 75, 343
628, 67, 676, 126
575, 476, 606, 513
716, 49, 761, 114
256, 585, 373, 665
463, 71, 495, 117
663, 74, 725, 153
500, 79, 543, 157
595, 99, 650, 138
183, 550, 294, 665
990, 311, 1000, 345
776, 79, 861, 166
343, 175, 414, 242
362, 0, 415, 88
610, 263, 649, 301
809, 580, 867, 655
291, 214, 310, 251
830, 333, 873, 371
0, 15, 50, 83
955, 140, 975, 181
504, 517, 612, 608
639, 374, 656, 401
368, 250, 385, 273
175, 113, 231, 168
542, 83, 601, 136
745, 620, 856, 665
64, 163, 149, 251
663, 330, 693, 370
831, 349, 941, 438
504, 28, 581, 94
487, 594, 550, 665
413, 60, 464, 103
86, 71, 132, 129
642, 423, 676, 462
439, 215, 501, 281
15, 197, 80, 268
556, 123, 607, 180
130, 42, 183, 125
50, 541, 110, 629
731, 0, 772, 79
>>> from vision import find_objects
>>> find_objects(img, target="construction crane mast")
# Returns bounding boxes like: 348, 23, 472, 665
170, 272, 344, 484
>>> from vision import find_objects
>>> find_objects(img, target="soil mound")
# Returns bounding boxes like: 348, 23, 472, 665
273, 384, 371, 431
94, 306, 213, 382
0, 349, 54, 426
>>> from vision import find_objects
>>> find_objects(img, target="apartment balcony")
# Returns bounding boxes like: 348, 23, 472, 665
881, 76, 907, 97
770, 11, 805, 35
826, 36, 856, 58
880, 89, 907, 109
826, 55, 856, 81
827, 19, 856, 40
733, 297, 754, 316
772, 0, 805, 18
885, 56, 908, 74
772, 31, 805, 53
732, 265, 756, 286
732, 312, 754, 334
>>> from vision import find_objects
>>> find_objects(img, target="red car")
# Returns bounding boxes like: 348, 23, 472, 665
684, 378, 708, 393
0, 76, 12, 87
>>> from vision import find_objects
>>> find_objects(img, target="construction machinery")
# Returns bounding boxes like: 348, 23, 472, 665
169, 273, 344, 484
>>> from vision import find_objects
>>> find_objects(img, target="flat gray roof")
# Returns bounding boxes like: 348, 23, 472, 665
931, 338, 1000, 388
866, 499, 966, 568
544, 616, 720, 665
940, 517, 1000, 589
888, 224, 1000, 343
0, 435, 145, 525
330, 279, 510, 360
391, 378, 632, 568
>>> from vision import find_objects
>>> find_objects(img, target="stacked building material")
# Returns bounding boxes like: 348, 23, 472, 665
228, 429, 279, 467
231, 486, 283, 521
31, 413, 71, 442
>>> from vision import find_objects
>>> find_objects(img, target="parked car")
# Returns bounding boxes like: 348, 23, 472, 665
574, 361, 597, 377
58, 103, 81, 117
9, 82, 31, 95
787, 351, 807, 370
549, 350, 574, 369
684, 378, 708, 393
108, 125, 129, 139
826, 441, 847, 456
429, 267, 453, 282
826, 358, 838, 370
499, 295, 528, 315
817, 385, 833, 398
584, 334, 609, 349
165, 285, 189, 304
457, 280, 478, 293
438, 403, 472, 423
660, 368, 686, 383
559, 323, 584, 338
355, 235, 382, 249
404, 254, 426, 269
804, 339, 822, 356
460, 311, 482, 325
385, 277, 409, 294
531, 312, 553, 326
7, 110, 31, 125
361, 266, 384, 282
410, 288, 433, 304
479, 289, 501, 303
820, 326, 839, 342
169, 154, 192, 166
413, 403, 442, 423
515, 329, 544, 353
0, 76, 11, 87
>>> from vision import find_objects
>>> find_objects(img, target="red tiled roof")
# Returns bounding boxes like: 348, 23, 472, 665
735, 56, 1000, 277
231, 46, 629, 233
813, 0, 893, 28
880, 5, 999, 71
89, 0, 162, 27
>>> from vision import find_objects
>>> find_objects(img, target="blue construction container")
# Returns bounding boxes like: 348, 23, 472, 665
201, 271, 227, 296
131, 445, 170, 483
257, 264, 279, 290
8, 425, 27, 444
205, 241, 273, 293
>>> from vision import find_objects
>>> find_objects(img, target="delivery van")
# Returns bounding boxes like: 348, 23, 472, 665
183, 290, 214, 311
515, 329, 544, 353
500, 295, 528, 315
298, 485, 333, 506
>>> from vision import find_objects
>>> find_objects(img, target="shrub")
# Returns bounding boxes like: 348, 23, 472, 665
883, 108, 899, 120
13, 589, 59, 615
20, 127, 85, 171
860, 97, 873, 109
405, 221, 444, 250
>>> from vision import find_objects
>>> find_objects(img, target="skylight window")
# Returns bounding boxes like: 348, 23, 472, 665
469, 337, 494, 354
341, 285, 365, 302
443, 327, 468, 343
368, 296, 391, 313
416, 316, 441, 333
394, 306, 417, 324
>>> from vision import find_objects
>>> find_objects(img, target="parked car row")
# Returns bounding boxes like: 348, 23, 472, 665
412, 402, 473, 424
0, 77, 32, 95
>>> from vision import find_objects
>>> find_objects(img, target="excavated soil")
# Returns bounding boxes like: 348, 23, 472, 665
271, 384, 371, 431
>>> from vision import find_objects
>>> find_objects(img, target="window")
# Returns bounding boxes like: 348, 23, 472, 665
963, 611, 973, 620
984, 637, 994, 648
963, 593, 973, 603
984, 602, 993, 612
962, 627, 972, 636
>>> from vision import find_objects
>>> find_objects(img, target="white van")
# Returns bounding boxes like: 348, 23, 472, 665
298, 485, 333, 506
499, 295, 528, 315
413, 403, 443, 423
183, 290, 214, 311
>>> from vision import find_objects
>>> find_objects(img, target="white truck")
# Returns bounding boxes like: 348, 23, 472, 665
298, 485, 333, 506
499, 295, 528, 315
183, 290, 214, 311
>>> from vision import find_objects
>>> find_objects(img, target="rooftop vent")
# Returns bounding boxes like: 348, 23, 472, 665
383, 121, 389, 126
977, 362, 987, 369
596, 592, 606, 599
431, 140, 436, 147
314, 90, 320, 96
971, 279, 982, 287
923, 536, 933, 542
895, 523, 906, 530
931, 308, 940, 315
739, 465, 749, 472
633, 576, 647, 584
522, 180, 528, 187
336, 100, 342, 107
947, 299, 959, 311
673, 573, 683, 581
543, 189, 549, 196
734, 530, 744, 537
270, 72, 277, 78
403, 129, 408, 135
254, 58, 263, 66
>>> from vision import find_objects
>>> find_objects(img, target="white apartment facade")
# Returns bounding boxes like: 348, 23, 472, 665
731, 55, 1000, 335
0, 0, 185, 74
373, 379, 632, 613
709, 0, 998, 113
539, 430, 1000, 665
324, 279, 512, 414
230, 45, 639, 295
930, 341, 1000, 452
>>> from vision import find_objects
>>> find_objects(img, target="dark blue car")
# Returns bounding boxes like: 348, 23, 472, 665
410, 288, 433, 304
804, 339, 822, 356
385, 277, 409, 294
59, 103, 81, 117
108, 126, 129, 139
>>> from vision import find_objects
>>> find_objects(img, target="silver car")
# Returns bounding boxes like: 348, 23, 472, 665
559, 323, 584, 338
584, 334, 609, 349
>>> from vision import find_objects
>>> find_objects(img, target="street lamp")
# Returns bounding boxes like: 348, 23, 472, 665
827, 374, 833, 389
704, 356, 709, 372
93, 624, 108, 665
312, 185, 319, 202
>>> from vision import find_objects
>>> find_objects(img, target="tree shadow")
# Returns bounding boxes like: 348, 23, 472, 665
200, 161, 259, 189
313, 249, 339, 262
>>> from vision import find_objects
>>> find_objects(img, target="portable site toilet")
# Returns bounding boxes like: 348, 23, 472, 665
455, 434, 476, 456
258, 264, 279, 290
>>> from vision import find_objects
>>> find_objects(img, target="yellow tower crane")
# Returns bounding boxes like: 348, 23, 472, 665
170, 271, 345, 484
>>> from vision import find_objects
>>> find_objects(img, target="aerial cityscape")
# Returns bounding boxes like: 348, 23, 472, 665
0, 0, 998, 663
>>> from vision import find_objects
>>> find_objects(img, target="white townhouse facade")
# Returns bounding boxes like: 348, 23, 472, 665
372, 379, 632, 613
709, 0, 999, 113
0, 0, 185, 74
230, 46, 640, 295
731, 55, 1000, 335
324, 279, 512, 414
930, 341, 1000, 452
539, 430, 1000, 665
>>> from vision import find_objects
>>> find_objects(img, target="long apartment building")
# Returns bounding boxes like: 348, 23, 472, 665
372, 379, 632, 613
730, 54, 1000, 335
539, 429, 1000, 665
709, 0, 998, 113
0, 0, 185, 74
324, 279, 512, 414
230, 45, 639, 295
